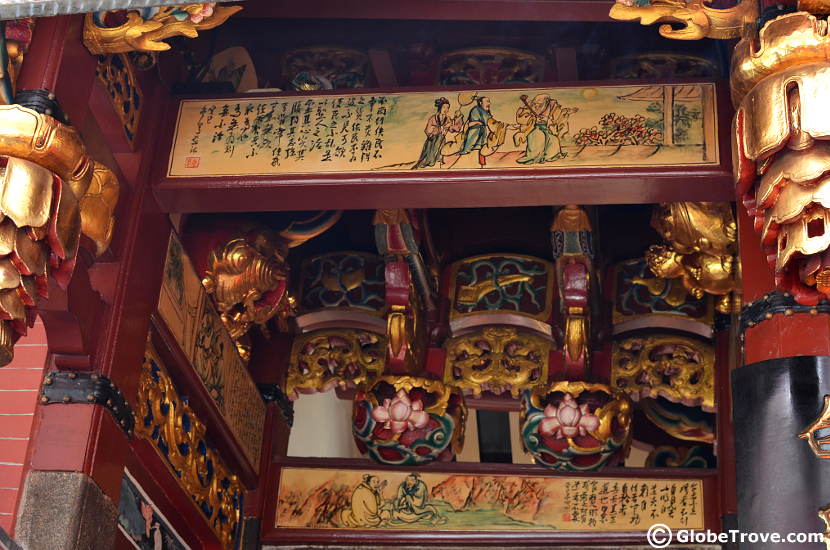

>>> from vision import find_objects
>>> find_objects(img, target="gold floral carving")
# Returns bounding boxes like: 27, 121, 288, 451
0, 104, 119, 365
136, 345, 244, 550
800, 395, 830, 458
608, 0, 758, 40
646, 202, 739, 314
612, 335, 715, 411
83, 4, 242, 55
202, 229, 291, 362
444, 327, 551, 397
286, 329, 386, 400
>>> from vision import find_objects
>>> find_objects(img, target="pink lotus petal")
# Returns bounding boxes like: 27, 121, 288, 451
539, 416, 561, 437
409, 409, 429, 429
371, 407, 390, 423
389, 399, 412, 422
411, 399, 424, 411
580, 414, 600, 432
395, 389, 411, 405
543, 404, 558, 418
390, 420, 408, 434
558, 405, 579, 427
562, 425, 578, 438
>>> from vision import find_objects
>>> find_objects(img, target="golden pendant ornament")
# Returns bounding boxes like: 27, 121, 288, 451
0, 101, 119, 365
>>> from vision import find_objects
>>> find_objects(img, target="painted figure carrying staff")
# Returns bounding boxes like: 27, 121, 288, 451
514, 93, 576, 164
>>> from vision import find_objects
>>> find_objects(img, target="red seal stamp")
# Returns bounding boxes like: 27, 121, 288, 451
185, 157, 200, 168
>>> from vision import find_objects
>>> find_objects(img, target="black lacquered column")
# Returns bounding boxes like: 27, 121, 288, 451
732, 356, 830, 548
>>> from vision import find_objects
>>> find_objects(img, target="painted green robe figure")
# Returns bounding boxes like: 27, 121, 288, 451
391, 474, 445, 525
515, 93, 568, 165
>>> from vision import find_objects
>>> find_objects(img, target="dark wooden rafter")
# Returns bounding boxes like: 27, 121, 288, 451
240, 0, 617, 23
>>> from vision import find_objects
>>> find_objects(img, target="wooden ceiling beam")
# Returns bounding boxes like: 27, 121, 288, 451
238, 0, 616, 23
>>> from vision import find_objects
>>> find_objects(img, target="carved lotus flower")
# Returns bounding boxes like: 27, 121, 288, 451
371, 389, 429, 434
539, 393, 600, 439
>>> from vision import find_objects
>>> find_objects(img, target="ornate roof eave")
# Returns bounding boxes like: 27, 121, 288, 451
0, 0, 241, 20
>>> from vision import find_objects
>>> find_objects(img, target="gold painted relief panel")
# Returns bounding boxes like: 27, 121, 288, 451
157, 232, 265, 468
169, 83, 718, 177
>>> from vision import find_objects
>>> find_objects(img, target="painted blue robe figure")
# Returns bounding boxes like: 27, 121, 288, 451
412, 98, 463, 169
459, 97, 492, 154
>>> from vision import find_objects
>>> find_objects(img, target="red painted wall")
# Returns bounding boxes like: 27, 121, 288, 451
0, 318, 47, 534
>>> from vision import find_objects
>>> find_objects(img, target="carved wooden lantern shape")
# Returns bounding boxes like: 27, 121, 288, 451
443, 253, 555, 398
286, 251, 389, 398
611, 258, 717, 443
520, 381, 631, 471
0, 93, 119, 365
352, 376, 466, 466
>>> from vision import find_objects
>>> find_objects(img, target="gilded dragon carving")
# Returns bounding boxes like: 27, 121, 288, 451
444, 327, 551, 397
203, 213, 341, 361
137, 345, 244, 550
83, 3, 242, 55
202, 228, 292, 362
608, 0, 758, 41
646, 202, 739, 314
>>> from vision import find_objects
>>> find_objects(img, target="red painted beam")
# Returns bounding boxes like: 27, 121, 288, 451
240, 0, 616, 23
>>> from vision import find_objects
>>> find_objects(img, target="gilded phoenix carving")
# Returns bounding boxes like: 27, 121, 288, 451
444, 327, 551, 397
286, 329, 386, 400
0, 102, 119, 365
137, 346, 244, 550
613, 335, 715, 411
646, 202, 738, 314
83, 4, 242, 55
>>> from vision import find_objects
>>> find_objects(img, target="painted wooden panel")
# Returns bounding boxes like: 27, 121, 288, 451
157, 232, 265, 468
275, 467, 704, 532
168, 84, 718, 178
117, 470, 191, 550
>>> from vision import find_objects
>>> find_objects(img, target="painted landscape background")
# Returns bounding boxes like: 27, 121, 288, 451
275, 467, 704, 531
170, 84, 717, 177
